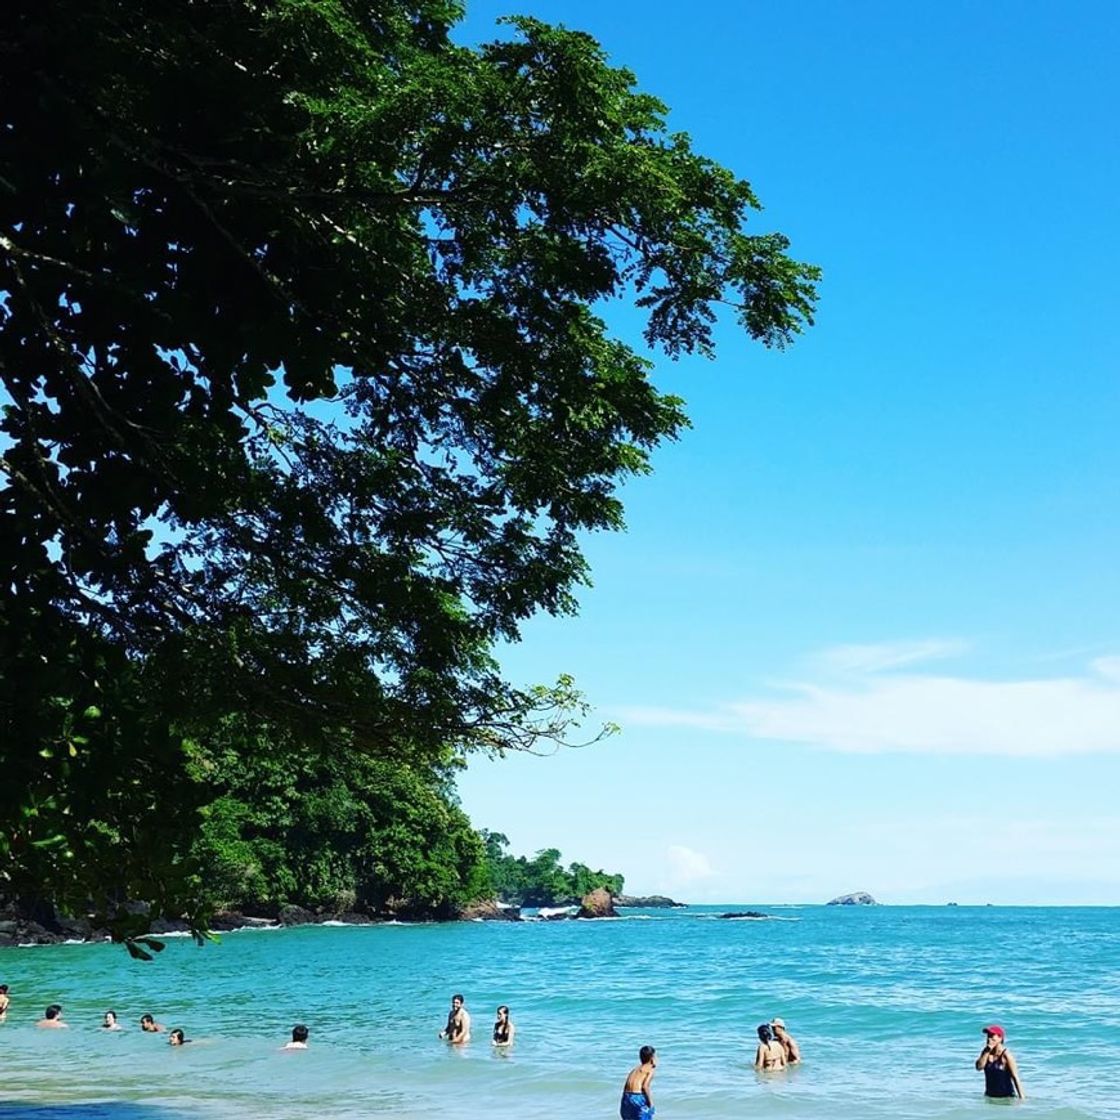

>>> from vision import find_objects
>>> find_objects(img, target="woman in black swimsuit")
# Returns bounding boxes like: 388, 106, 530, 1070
975, 1025, 1026, 1099
492, 1005, 515, 1047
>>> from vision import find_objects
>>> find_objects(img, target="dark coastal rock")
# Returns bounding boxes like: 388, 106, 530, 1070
278, 904, 317, 926
459, 898, 522, 922
614, 894, 685, 909
0, 913, 67, 946
826, 891, 878, 906
719, 911, 769, 919
149, 916, 193, 935
577, 888, 618, 919
334, 911, 375, 925
0, 902, 100, 946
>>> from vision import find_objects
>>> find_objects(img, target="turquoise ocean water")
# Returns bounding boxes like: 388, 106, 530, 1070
0, 906, 1117, 1120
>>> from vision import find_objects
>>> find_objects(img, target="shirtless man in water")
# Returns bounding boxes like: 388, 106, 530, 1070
37, 1004, 67, 1029
770, 1017, 801, 1064
620, 1045, 657, 1120
439, 993, 471, 1044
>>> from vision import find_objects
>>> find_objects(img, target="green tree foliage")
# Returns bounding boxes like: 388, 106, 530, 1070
192, 724, 489, 918
0, 0, 818, 935
478, 831, 623, 906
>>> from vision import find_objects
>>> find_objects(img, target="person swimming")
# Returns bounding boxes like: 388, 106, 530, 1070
140, 1014, 166, 1032
0, 984, 10, 1022
755, 1023, 786, 1071
168, 1028, 191, 1046
36, 1004, 67, 1029
620, 1045, 657, 1120
282, 1024, 310, 1050
101, 1010, 124, 1031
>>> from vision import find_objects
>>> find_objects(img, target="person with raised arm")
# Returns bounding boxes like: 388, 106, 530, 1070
976, 1024, 1026, 1100
770, 1017, 801, 1064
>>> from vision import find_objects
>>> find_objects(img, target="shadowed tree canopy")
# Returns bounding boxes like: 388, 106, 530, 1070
0, 0, 818, 937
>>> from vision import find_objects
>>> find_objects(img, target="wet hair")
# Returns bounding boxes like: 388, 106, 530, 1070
757, 1024, 774, 1043
452, 993, 464, 1003
639, 1045, 656, 1064
169, 1029, 186, 1044
45, 1004, 62, 1020
104, 1010, 117, 1023
141, 1014, 154, 1024
0, 985, 9, 994
496, 1005, 509, 1017
292, 1024, 309, 1043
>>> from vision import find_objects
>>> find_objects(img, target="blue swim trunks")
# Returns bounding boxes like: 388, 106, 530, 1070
620, 1092, 654, 1120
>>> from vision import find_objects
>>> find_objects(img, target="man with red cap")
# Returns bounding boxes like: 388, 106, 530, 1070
975, 1024, 1026, 1099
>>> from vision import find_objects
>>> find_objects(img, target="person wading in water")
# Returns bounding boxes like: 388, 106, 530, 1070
975, 1025, 1026, 1100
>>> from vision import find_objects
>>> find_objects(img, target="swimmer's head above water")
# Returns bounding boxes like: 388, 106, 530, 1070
757, 1024, 774, 1044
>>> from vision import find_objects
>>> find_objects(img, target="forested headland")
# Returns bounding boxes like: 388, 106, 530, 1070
1, 0, 816, 950
188, 728, 623, 920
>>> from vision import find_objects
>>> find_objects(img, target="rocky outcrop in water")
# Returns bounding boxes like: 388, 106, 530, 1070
577, 888, 618, 919
614, 894, 685, 908
827, 891, 878, 906
459, 898, 522, 921
719, 911, 769, 919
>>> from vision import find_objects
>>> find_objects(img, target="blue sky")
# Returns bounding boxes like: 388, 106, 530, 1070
453, 0, 1120, 904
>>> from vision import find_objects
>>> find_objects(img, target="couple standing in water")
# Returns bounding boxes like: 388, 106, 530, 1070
438, 993, 514, 1047
755, 1017, 801, 1070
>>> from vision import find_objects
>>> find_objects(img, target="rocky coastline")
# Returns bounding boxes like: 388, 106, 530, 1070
1, 888, 656, 946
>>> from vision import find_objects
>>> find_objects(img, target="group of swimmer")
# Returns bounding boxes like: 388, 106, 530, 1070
8, 997, 308, 1051
619, 1022, 1025, 1120
0, 983, 1027, 1115
1, 987, 504, 1052
616, 1017, 800, 1120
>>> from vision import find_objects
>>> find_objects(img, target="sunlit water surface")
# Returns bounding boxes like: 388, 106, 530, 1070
1, 906, 1117, 1120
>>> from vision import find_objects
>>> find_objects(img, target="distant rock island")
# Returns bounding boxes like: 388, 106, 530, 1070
718, 911, 769, 919
827, 891, 878, 906
614, 894, 685, 909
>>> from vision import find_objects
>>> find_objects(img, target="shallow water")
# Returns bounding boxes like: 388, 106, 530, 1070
0, 906, 1116, 1119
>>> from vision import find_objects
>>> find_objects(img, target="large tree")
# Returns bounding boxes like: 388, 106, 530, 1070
0, 0, 818, 936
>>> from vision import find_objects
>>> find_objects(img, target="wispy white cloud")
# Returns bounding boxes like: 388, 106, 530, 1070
664, 844, 717, 886
810, 638, 967, 674
621, 643, 1120, 757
